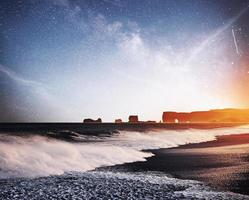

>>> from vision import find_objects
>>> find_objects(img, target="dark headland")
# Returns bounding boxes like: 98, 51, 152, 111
162, 108, 249, 123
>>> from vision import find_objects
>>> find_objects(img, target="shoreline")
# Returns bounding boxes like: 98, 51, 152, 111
103, 133, 249, 195
0, 122, 248, 133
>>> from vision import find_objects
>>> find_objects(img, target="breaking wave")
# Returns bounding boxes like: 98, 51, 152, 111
0, 125, 249, 178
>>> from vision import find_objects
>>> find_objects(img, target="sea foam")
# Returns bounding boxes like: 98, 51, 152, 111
0, 125, 249, 178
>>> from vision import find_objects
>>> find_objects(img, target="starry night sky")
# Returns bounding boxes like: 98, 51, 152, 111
0, 0, 249, 122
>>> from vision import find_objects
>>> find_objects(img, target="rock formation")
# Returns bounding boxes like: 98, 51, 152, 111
128, 115, 139, 123
162, 108, 249, 123
83, 118, 102, 123
115, 119, 122, 123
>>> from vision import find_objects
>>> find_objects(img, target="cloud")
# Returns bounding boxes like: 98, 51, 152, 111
0, 64, 75, 121
0, 63, 55, 103
87, 15, 239, 112
0, 64, 45, 89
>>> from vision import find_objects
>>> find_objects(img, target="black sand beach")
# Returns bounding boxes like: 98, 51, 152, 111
107, 134, 249, 195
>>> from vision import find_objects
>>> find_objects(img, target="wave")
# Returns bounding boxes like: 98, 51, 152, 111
0, 125, 249, 178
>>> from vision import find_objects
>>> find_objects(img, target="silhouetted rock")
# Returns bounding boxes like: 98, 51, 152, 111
162, 108, 249, 123
83, 118, 102, 123
115, 119, 122, 123
128, 115, 139, 123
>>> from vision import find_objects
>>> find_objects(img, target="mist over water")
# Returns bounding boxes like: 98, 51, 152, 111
0, 125, 249, 178
0, 135, 151, 178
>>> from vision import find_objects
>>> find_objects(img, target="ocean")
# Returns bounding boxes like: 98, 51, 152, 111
0, 124, 249, 199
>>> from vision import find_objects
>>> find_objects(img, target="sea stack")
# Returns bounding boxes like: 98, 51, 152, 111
128, 115, 139, 123
115, 119, 122, 123
83, 118, 102, 123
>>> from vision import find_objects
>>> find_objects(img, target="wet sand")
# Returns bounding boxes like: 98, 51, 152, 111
109, 134, 249, 195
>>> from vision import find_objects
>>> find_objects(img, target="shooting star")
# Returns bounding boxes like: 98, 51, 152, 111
185, 5, 249, 65
232, 28, 240, 56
